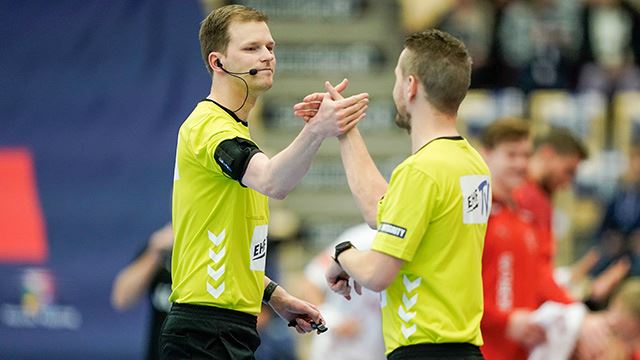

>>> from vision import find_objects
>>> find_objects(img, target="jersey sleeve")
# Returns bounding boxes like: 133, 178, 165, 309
213, 137, 261, 185
187, 124, 261, 185
371, 165, 438, 262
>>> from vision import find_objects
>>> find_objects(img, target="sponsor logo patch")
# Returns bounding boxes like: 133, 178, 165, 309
460, 175, 491, 224
378, 222, 407, 239
250, 225, 268, 271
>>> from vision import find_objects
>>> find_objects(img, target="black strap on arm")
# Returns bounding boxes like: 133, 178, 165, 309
214, 137, 261, 186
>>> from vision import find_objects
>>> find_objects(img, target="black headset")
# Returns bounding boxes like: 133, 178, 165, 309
215, 59, 258, 113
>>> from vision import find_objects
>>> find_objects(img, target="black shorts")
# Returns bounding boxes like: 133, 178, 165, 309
159, 303, 260, 360
387, 343, 484, 360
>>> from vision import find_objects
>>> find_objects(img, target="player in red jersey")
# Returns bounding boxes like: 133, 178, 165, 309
480, 119, 578, 359
512, 128, 588, 291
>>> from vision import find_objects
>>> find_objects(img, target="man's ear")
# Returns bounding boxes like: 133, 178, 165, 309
208, 52, 223, 72
407, 75, 418, 102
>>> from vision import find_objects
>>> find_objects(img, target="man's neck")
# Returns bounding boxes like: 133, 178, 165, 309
409, 106, 460, 153
208, 81, 257, 121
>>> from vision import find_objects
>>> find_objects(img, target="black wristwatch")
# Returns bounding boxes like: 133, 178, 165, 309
262, 281, 279, 304
333, 241, 355, 266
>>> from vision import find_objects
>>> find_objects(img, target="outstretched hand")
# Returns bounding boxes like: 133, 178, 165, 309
302, 81, 367, 137
293, 79, 349, 122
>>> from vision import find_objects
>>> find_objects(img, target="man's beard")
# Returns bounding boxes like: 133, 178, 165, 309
538, 175, 555, 195
394, 109, 411, 132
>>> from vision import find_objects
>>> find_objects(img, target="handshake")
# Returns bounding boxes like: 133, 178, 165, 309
292, 79, 369, 138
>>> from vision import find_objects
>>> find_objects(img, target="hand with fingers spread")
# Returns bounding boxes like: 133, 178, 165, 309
294, 80, 367, 136
303, 80, 368, 138
293, 78, 349, 122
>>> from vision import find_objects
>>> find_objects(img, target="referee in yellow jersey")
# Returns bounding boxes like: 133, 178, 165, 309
161, 5, 369, 360
295, 30, 490, 359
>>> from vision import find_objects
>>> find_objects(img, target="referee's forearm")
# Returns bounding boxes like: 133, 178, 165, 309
338, 128, 387, 226
340, 249, 395, 292
261, 125, 324, 199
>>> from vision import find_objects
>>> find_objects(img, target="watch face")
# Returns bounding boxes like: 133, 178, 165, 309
335, 241, 352, 258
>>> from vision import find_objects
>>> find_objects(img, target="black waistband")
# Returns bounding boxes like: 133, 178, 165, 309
170, 303, 257, 326
388, 343, 483, 359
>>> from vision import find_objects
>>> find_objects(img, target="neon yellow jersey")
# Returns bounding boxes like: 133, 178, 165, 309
371, 137, 491, 354
170, 100, 268, 315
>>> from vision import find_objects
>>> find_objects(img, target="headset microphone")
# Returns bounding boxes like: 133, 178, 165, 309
222, 67, 259, 76
215, 59, 259, 112
216, 59, 258, 76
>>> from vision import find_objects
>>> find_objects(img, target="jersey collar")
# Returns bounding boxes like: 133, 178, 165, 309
201, 99, 249, 127
416, 136, 464, 153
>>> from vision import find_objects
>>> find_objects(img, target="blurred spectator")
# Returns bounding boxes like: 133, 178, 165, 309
512, 127, 630, 311
397, 0, 457, 34
593, 142, 640, 277
437, 0, 504, 88
497, 0, 581, 91
479, 118, 556, 359
300, 223, 385, 360
513, 127, 588, 293
577, 0, 640, 95
111, 223, 173, 360
480, 119, 614, 360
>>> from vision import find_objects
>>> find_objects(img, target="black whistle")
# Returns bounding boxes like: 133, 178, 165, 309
288, 319, 328, 334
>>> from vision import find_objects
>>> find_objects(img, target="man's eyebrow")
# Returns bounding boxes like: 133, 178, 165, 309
241, 40, 275, 47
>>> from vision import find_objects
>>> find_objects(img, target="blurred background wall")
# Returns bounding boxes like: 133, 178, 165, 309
0, 1, 208, 358
2, 0, 640, 358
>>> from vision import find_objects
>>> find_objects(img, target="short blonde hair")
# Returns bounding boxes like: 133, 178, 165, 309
199, 5, 268, 74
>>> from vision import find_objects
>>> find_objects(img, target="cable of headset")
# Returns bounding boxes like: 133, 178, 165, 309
229, 73, 250, 113
216, 59, 257, 113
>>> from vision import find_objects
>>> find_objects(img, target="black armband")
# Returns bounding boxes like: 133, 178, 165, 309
214, 137, 261, 186
263, 281, 279, 304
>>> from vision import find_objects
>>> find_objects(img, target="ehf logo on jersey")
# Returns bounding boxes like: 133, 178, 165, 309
249, 225, 268, 271
460, 175, 491, 224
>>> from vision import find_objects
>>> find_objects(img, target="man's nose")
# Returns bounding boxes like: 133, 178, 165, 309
261, 49, 274, 62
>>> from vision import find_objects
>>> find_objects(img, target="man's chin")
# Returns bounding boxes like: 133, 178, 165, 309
252, 82, 273, 93
394, 114, 411, 132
